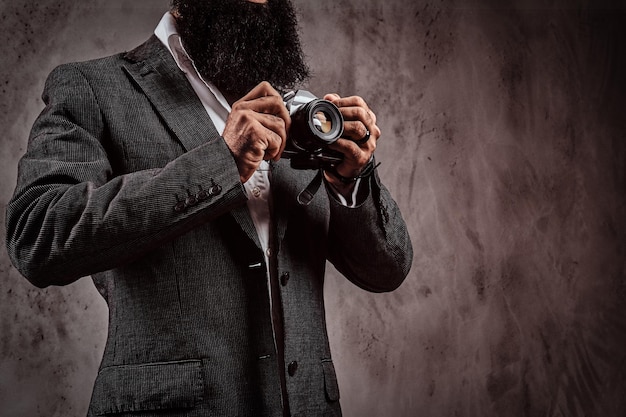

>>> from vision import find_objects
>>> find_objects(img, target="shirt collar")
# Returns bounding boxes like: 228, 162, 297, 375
154, 12, 179, 61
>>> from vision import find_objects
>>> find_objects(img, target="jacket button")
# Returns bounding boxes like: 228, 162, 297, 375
174, 201, 186, 212
210, 184, 222, 196
288, 361, 298, 377
185, 195, 197, 207
280, 272, 290, 286
196, 189, 208, 201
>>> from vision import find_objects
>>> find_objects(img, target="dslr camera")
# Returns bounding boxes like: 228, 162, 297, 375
282, 90, 344, 170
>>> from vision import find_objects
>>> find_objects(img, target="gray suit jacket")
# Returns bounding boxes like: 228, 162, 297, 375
6, 36, 412, 416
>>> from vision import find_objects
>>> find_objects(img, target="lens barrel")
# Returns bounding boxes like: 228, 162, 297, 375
289, 98, 344, 153
282, 90, 345, 170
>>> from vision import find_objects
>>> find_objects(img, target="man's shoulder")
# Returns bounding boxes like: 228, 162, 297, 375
51, 36, 165, 79
58, 52, 125, 74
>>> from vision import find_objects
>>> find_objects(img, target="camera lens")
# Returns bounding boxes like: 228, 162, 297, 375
313, 110, 333, 134
282, 90, 344, 165
291, 99, 343, 152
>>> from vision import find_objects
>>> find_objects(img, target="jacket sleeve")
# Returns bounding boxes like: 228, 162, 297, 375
5, 64, 247, 287
325, 170, 413, 292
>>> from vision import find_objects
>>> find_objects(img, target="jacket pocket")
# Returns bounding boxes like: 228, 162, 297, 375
90, 359, 203, 415
321, 359, 340, 402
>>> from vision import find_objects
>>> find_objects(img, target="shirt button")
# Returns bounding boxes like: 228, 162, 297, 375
252, 186, 261, 198
288, 361, 298, 377
280, 272, 290, 286
266, 247, 272, 258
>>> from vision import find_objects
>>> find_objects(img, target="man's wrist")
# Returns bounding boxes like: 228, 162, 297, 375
324, 156, 378, 184
323, 171, 357, 195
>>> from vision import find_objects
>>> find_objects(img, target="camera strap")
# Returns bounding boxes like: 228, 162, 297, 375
296, 170, 324, 206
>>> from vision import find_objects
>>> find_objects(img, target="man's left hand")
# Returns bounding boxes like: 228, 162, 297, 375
322, 93, 380, 186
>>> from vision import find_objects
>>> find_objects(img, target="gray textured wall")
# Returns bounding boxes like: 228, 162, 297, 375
1, 0, 625, 416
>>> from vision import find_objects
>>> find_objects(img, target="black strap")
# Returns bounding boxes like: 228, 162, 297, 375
296, 170, 323, 206
326, 157, 379, 184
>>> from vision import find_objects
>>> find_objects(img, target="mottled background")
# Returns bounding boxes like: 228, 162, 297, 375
1, 0, 625, 416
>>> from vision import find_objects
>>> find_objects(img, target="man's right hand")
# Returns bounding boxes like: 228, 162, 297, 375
222, 82, 291, 183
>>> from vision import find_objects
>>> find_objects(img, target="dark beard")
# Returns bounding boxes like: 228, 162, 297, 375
172, 0, 310, 100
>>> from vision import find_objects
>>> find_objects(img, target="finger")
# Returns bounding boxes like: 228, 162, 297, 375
339, 107, 380, 144
255, 113, 288, 158
327, 138, 375, 177
327, 95, 369, 112
263, 129, 284, 161
234, 95, 285, 117
342, 120, 370, 142
324, 93, 342, 102
232, 115, 285, 161
324, 94, 380, 139
236, 82, 289, 128
338, 105, 373, 124
239, 81, 282, 102
343, 120, 381, 145
224, 112, 278, 159
233, 95, 291, 134
237, 113, 286, 161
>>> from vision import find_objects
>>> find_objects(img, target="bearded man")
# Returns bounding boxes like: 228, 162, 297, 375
5, 0, 412, 416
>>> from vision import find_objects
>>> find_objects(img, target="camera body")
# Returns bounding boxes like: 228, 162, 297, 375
282, 90, 344, 170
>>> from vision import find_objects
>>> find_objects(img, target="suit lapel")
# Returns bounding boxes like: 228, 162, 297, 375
121, 36, 263, 247
121, 35, 222, 153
